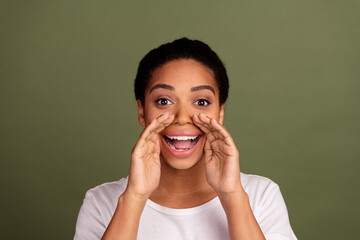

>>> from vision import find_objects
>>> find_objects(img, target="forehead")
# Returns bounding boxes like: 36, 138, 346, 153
147, 59, 218, 92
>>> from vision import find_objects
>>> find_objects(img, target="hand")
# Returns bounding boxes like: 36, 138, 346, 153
193, 113, 243, 196
126, 112, 174, 199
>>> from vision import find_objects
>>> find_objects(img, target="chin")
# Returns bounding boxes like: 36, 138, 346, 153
160, 152, 204, 170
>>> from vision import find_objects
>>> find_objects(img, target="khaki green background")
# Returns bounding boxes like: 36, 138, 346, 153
1, 1, 359, 239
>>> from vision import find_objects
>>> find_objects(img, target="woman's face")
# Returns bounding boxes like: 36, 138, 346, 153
137, 59, 225, 170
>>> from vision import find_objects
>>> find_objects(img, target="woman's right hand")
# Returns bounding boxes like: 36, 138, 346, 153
125, 112, 174, 200
102, 113, 174, 240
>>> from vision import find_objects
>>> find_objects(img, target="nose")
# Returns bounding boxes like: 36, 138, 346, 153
172, 102, 193, 125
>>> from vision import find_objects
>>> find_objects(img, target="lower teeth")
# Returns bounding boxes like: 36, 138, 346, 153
164, 136, 200, 152
169, 144, 190, 151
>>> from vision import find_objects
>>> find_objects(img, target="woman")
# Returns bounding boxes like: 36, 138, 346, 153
74, 38, 297, 240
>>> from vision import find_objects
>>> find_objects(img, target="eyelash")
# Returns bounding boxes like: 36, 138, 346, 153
194, 99, 211, 107
155, 98, 211, 107
155, 98, 173, 105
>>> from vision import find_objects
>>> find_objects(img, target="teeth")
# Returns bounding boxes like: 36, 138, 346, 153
168, 144, 189, 151
167, 136, 198, 140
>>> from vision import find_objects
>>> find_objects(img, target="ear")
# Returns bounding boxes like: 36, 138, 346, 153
137, 100, 146, 127
219, 103, 225, 124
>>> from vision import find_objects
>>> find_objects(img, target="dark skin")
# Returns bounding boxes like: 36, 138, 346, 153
102, 59, 265, 240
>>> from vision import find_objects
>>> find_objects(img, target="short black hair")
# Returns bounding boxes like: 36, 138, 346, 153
134, 37, 229, 106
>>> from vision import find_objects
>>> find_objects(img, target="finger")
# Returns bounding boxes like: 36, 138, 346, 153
192, 114, 213, 134
194, 113, 235, 149
203, 138, 226, 165
144, 114, 174, 159
137, 113, 174, 147
152, 114, 174, 135
203, 139, 213, 162
144, 112, 171, 137
193, 114, 223, 142
209, 117, 236, 147
154, 138, 160, 154
193, 114, 219, 144
145, 114, 174, 145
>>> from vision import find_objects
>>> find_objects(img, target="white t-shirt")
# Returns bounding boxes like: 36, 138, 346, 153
74, 173, 297, 240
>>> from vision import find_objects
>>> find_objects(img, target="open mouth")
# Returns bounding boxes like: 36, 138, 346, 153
163, 135, 201, 152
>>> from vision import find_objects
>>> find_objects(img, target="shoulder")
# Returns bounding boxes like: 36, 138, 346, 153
240, 172, 282, 211
84, 177, 129, 206
240, 173, 298, 239
74, 177, 129, 239
241, 172, 279, 191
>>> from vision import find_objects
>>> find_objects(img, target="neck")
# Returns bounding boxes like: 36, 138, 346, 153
149, 156, 217, 208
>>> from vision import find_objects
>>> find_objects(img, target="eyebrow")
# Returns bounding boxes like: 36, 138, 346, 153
149, 84, 175, 93
149, 84, 215, 95
191, 85, 215, 95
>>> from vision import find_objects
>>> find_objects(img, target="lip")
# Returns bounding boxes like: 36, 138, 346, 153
162, 128, 202, 137
161, 129, 203, 158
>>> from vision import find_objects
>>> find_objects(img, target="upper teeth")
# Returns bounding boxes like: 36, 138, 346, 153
167, 136, 198, 140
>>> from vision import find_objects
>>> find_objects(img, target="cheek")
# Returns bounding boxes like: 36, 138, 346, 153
144, 105, 165, 125
204, 107, 221, 120
145, 114, 157, 125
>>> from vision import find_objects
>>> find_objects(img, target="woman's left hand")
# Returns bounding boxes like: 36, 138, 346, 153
193, 113, 244, 196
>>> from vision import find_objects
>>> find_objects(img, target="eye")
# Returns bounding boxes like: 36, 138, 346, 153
155, 98, 172, 105
195, 99, 210, 107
